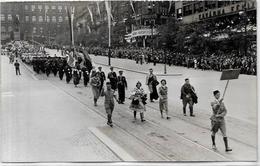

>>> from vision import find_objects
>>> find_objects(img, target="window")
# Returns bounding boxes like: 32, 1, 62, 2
236, 5, 240, 11
206, 13, 208, 18
58, 6, 62, 12
32, 5, 35, 11
32, 16, 36, 22
40, 27, 43, 33
199, 14, 201, 19
25, 16, 29, 22
1, 14, 5, 21
46, 16, 50, 22
39, 16, 43, 22
7, 14, 12, 21
16, 14, 19, 20
45, 5, 49, 10
52, 16, 56, 22
222, 9, 225, 14
1, 26, 6, 32
38, 5, 42, 11
231, 7, 234, 12
8, 26, 12, 32
33, 27, 37, 33
25, 5, 29, 10
52, 6, 56, 10
217, 10, 221, 15
58, 16, 63, 22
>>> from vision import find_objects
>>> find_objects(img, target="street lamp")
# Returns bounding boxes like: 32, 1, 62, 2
162, 42, 167, 74
147, 3, 156, 65
239, 3, 248, 57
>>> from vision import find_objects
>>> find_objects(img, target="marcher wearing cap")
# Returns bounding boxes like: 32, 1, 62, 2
117, 70, 127, 104
107, 67, 118, 91
97, 66, 106, 93
210, 90, 232, 152
158, 79, 170, 119
146, 68, 159, 102
90, 71, 101, 106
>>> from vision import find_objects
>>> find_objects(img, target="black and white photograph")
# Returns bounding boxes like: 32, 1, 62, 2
0, 0, 258, 165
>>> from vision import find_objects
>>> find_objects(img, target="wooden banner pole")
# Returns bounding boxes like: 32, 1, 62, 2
222, 80, 230, 99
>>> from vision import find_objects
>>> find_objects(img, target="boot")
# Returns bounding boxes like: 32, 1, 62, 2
107, 114, 113, 127
223, 137, 232, 152
190, 107, 195, 117
183, 107, 186, 116
211, 135, 217, 150
140, 113, 146, 122
160, 110, 163, 118
94, 98, 97, 106
133, 111, 137, 120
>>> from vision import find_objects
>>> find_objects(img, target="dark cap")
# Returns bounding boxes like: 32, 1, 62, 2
213, 90, 220, 96
119, 70, 123, 73
98, 66, 102, 69
185, 78, 189, 81
106, 82, 111, 85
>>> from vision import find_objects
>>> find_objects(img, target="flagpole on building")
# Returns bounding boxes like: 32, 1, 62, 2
105, 0, 112, 66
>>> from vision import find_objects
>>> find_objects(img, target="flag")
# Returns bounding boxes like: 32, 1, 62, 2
67, 51, 76, 67
105, 1, 113, 22
12, 15, 20, 31
105, 0, 111, 47
96, 2, 101, 18
87, 6, 94, 24
129, 0, 136, 16
67, 6, 75, 46
87, 25, 91, 33
168, 1, 172, 13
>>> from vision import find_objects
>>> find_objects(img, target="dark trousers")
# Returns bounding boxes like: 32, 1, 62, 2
15, 68, 21, 75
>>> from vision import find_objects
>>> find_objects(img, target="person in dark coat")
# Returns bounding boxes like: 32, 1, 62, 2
180, 78, 197, 117
117, 70, 127, 104
97, 66, 106, 93
65, 65, 72, 84
146, 68, 159, 102
73, 68, 80, 87
107, 67, 118, 91
82, 67, 90, 87
58, 63, 65, 80
14, 60, 21, 75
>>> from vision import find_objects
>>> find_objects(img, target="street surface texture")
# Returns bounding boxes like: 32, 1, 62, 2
0, 48, 257, 163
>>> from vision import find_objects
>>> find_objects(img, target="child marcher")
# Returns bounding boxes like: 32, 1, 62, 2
158, 79, 170, 119
101, 82, 119, 127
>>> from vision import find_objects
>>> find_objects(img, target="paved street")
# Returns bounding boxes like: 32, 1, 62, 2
1, 50, 257, 162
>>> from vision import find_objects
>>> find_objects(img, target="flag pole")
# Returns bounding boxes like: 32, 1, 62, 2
222, 80, 229, 99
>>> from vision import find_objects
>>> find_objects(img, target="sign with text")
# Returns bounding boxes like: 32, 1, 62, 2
220, 69, 241, 80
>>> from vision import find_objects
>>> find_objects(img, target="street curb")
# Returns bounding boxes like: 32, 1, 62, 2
94, 62, 183, 76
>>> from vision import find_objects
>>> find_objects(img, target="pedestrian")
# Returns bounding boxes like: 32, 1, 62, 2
90, 71, 101, 106
72, 68, 80, 87
97, 66, 106, 93
146, 68, 159, 102
107, 67, 118, 91
117, 70, 127, 104
158, 79, 170, 119
82, 67, 90, 87
14, 60, 21, 75
100, 82, 119, 127
210, 90, 232, 152
180, 78, 197, 117
129, 81, 147, 122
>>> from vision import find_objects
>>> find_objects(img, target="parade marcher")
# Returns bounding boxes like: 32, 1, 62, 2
180, 78, 197, 117
146, 68, 159, 102
100, 82, 119, 127
58, 62, 65, 80
90, 71, 101, 106
158, 79, 170, 119
82, 67, 90, 87
129, 81, 147, 122
117, 70, 127, 104
107, 67, 118, 91
72, 68, 80, 87
45, 60, 51, 77
65, 65, 72, 84
97, 66, 106, 93
14, 60, 21, 75
210, 90, 232, 152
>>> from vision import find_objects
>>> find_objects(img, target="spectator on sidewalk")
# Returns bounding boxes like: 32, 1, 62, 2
14, 60, 21, 75
100, 82, 119, 127
146, 68, 159, 102
210, 90, 232, 152
90, 71, 101, 106
107, 67, 118, 91
158, 79, 170, 119
129, 81, 147, 122
117, 70, 127, 104
180, 78, 197, 117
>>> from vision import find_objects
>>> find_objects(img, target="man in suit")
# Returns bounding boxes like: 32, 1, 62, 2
14, 60, 21, 75
181, 78, 196, 117
210, 90, 232, 152
107, 67, 118, 91
97, 66, 106, 92
117, 70, 127, 104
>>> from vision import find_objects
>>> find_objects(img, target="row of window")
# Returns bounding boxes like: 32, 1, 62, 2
1, 14, 19, 21
1, 26, 61, 34
25, 16, 68, 22
24, 4, 73, 12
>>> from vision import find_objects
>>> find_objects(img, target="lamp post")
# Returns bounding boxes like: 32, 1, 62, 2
162, 42, 167, 74
239, 4, 248, 57
148, 2, 156, 65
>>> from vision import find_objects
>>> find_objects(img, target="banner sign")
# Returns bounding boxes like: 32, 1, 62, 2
220, 69, 240, 80
125, 28, 158, 39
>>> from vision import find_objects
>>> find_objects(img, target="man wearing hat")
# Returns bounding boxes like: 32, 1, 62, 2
107, 67, 118, 91
97, 66, 106, 93
210, 90, 232, 152
117, 70, 127, 104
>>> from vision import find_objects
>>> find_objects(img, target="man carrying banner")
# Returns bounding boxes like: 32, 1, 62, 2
210, 90, 232, 152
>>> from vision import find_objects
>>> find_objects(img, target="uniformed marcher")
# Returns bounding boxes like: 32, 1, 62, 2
73, 68, 80, 87
117, 70, 127, 104
180, 78, 197, 117
97, 66, 106, 92
210, 90, 232, 152
82, 67, 90, 87
58, 63, 65, 80
100, 82, 119, 127
65, 65, 72, 84
107, 67, 118, 91
146, 68, 159, 102
90, 71, 101, 106
158, 79, 170, 119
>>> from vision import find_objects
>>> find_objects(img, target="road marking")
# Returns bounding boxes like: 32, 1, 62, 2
89, 127, 136, 161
